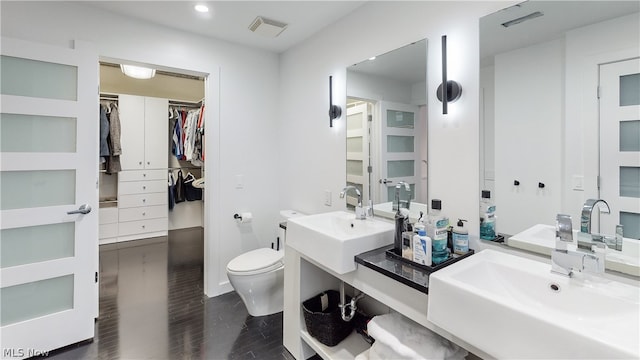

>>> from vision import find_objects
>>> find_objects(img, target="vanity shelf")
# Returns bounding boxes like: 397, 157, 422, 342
301, 329, 370, 360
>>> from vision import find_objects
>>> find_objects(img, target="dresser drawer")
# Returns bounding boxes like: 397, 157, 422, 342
99, 207, 118, 224
119, 205, 167, 222
118, 218, 167, 236
118, 193, 167, 208
99, 223, 118, 239
118, 180, 166, 195
119, 169, 167, 182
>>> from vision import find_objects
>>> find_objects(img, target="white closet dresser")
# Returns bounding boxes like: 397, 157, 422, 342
99, 94, 169, 244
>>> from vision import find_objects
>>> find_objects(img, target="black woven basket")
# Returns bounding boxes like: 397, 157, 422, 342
302, 290, 354, 347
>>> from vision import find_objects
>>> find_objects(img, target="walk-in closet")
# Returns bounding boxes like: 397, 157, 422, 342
98, 62, 205, 246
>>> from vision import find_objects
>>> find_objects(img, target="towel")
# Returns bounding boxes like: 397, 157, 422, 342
367, 312, 467, 360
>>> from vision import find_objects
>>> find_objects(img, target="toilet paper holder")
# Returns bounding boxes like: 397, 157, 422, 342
233, 212, 253, 224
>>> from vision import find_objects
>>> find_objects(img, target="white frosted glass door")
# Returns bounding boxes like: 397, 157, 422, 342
346, 102, 370, 207
600, 58, 640, 239
0, 37, 98, 358
378, 101, 420, 203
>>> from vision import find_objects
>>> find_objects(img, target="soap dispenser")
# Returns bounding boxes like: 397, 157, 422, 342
453, 219, 469, 255
394, 207, 406, 255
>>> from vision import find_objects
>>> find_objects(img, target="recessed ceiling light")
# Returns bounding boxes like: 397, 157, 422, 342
369, 56, 376, 61
194, 4, 209, 13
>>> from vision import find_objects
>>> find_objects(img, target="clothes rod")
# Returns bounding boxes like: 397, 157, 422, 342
168, 166, 201, 170
169, 101, 202, 108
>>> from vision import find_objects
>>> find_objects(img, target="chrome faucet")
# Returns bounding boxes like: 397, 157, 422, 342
551, 214, 605, 277
340, 185, 367, 220
580, 199, 610, 233
578, 199, 623, 251
394, 181, 411, 211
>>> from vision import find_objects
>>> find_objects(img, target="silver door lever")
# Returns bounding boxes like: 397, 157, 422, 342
67, 204, 92, 215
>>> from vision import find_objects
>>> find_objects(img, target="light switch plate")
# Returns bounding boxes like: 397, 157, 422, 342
324, 190, 332, 206
235, 174, 244, 189
572, 175, 584, 191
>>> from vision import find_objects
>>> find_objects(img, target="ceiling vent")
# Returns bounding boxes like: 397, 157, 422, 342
248, 16, 288, 38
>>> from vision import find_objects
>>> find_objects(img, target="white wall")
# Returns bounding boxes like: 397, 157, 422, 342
494, 39, 564, 235
0, 1, 280, 296
278, 1, 513, 237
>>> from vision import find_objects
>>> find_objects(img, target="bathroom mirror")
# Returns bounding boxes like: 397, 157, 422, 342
346, 39, 428, 221
480, 1, 640, 275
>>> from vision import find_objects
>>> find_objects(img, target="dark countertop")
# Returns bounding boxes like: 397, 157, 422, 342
355, 245, 430, 294
355, 245, 475, 294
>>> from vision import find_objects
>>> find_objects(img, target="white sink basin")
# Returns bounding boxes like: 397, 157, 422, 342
286, 211, 394, 274
428, 249, 640, 359
509, 223, 640, 276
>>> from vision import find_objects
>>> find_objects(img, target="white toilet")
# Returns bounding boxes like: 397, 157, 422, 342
226, 210, 304, 316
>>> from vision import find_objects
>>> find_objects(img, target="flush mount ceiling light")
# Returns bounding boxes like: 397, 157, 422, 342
248, 16, 288, 38
120, 64, 156, 80
194, 4, 209, 13
501, 11, 544, 28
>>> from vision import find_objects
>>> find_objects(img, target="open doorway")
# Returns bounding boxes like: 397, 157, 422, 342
97, 59, 208, 294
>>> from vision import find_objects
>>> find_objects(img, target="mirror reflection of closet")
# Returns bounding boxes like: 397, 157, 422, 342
98, 61, 205, 244
346, 39, 428, 220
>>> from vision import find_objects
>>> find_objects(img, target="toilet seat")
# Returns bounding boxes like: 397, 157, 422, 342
227, 248, 284, 276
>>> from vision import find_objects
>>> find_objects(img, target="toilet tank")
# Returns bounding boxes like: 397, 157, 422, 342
277, 210, 305, 250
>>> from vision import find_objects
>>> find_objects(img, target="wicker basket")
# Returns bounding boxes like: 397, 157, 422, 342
302, 290, 354, 347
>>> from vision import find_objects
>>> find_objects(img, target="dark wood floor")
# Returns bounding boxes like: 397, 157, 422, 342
43, 228, 295, 360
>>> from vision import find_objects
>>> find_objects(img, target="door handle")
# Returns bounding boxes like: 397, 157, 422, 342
67, 204, 92, 215
379, 179, 393, 185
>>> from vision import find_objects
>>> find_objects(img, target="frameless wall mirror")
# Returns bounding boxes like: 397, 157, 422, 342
480, 1, 640, 276
346, 39, 428, 220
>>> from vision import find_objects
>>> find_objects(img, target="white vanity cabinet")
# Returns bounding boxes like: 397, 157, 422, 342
117, 169, 168, 242
283, 246, 488, 360
118, 94, 168, 170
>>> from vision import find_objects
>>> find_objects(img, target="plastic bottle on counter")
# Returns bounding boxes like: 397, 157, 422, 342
413, 228, 432, 266
453, 219, 469, 255
480, 190, 496, 241
426, 199, 449, 252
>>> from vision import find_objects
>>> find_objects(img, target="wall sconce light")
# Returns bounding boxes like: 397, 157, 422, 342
328, 75, 342, 127
436, 35, 462, 114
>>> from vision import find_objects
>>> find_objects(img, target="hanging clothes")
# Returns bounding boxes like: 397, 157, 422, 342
168, 171, 176, 210
99, 105, 110, 159
106, 102, 122, 174
170, 104, 205, 166
172, 108, 185, 161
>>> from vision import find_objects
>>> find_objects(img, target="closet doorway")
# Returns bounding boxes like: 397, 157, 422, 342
97, 60, 208, 295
